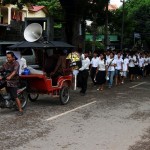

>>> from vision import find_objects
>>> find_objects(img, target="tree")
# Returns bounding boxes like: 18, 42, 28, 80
112, 0, 150, 49
59, 0, 109, 47
2, 0, 111, 47
37, 0, 63, 20
2, 0, 63, 19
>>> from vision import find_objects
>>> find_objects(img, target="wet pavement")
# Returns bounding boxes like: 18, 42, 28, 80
0, 77, 150, 150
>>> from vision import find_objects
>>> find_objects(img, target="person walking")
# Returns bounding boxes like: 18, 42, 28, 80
96, 53, 106, 91
138, 53, 144, 79
144, 53, 149, 77
121, 54, 129, 84
90, 51, 99, 85
115, 52, 123, 86
128, 53, 136, 82
78, 52, 90, 96
106, 52, 117, 88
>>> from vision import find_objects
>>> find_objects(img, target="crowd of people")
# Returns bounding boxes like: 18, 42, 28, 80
0, 49, 149, 115
68, 50, 150, 96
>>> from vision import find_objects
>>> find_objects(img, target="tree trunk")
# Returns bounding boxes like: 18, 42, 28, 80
104, 1, 109, 49
65, 17, 81, 46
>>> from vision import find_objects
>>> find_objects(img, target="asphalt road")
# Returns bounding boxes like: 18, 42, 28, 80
0, 77, 150, 150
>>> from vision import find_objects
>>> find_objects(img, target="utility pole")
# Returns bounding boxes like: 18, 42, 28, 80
120, 0, 125, 50
104, 0, 109, 50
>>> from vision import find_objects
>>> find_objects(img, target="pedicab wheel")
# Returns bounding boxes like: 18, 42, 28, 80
60, 86, 70, 105
15, 91, 28, 110
28, 93, 39, 102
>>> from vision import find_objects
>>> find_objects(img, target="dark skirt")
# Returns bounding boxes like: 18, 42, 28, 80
96, 71, 106, 85
139, 67, 143, 76
135, 65, 140, 75
129, 67, 135, 75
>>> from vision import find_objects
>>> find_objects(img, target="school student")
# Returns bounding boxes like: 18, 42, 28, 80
96, 53, 106, 91
122, 54, 129, 84
78, 52, 90, 96
115, 52, 123, 85
90, 51, 99, 85
106, 52, 117, 88
138, 54, 144, 79
128, 53, 136, 82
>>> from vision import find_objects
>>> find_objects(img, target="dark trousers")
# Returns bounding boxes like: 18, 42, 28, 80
78, 70, 89, 93
90, 67, 97, 84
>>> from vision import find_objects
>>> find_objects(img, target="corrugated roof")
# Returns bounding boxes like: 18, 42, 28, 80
29, 6, 45, 12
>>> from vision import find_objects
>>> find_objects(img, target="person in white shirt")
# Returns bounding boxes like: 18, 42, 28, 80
138, 53, 144, 78
106, 52, 117, 88
134, 54, 141, 79
121, 54, 129, 84
90, 51, 99, 85
148, 53, 150, 75
78, 51, 90, 95
144, 53, 149, 76
128, 53, 136, 81
115, 52, 123, 85
95, 53, 106, 91
113, 50, 117, 59
106, 50, 110, 60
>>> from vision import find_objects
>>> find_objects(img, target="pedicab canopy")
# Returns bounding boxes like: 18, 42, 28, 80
8, 41, 75, 49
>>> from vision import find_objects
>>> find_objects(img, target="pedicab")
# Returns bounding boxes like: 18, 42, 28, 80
8, 23, 75, 104
20, 68, 72, 105
11, 47, 73, 104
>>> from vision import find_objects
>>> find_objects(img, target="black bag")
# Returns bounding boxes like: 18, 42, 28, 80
70, 61, 82, 68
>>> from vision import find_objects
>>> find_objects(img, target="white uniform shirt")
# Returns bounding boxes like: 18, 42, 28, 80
98, 59, 106, 71
114, 54, 118, 59
106, 55, 110, 60
79, 57, 90, 71
139, 57, 144, 68
115, 57, 123, 70
106, 58, 117, 71
90, 57, 99, 68
129, 56, 136, 67
144, 58, 149, 66
123, 58, 129, 71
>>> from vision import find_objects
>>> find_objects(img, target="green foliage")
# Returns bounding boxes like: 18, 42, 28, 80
112, 0, 150, 47
37, 0, 63, 19
85, 40, 105, 51
2, 0, 63, 19
84, 0, 110, 24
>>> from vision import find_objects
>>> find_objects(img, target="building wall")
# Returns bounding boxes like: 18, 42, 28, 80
0, 4, 49, 41
28, 11, 46, 18
0, 4, 47, 24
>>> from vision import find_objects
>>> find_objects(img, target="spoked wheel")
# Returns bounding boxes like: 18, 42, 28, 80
16, 91, 28, 110
28, 93, 39, 102
60, 86, 70, 105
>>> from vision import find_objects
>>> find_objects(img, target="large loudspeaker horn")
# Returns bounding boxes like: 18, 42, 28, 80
24, 23, 43, 42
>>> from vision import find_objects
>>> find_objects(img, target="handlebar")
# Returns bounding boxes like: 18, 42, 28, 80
0, 71, 11, 80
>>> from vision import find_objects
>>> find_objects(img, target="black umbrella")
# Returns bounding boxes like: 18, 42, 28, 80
8, 41, 75, 49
